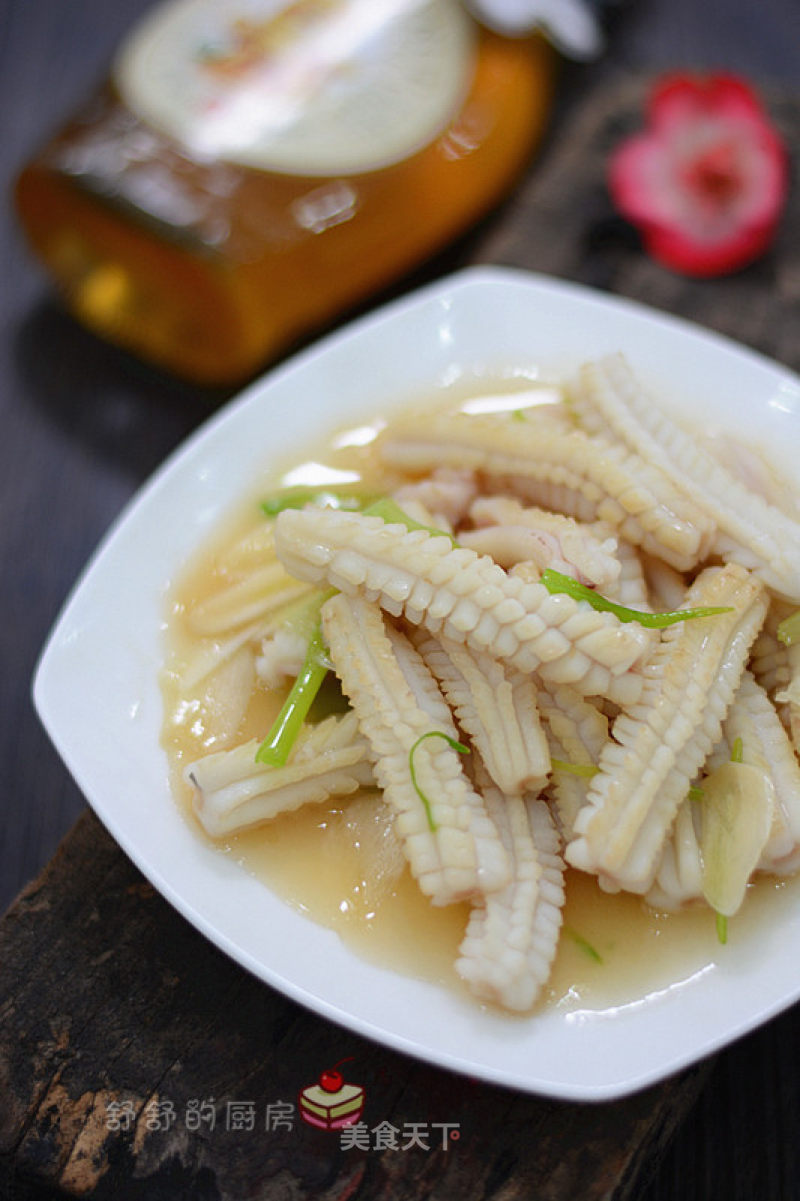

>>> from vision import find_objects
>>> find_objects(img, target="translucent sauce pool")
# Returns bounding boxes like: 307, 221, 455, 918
221, 797, 800, 1014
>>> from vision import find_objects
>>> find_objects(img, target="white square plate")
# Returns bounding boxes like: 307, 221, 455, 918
34, 267, 800, 1100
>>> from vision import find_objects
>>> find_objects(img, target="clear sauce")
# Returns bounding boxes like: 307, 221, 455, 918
225, 801, 800, 1014
160, 376, 800, 1017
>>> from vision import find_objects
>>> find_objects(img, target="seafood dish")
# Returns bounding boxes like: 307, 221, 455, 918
167, 352, 800, 1013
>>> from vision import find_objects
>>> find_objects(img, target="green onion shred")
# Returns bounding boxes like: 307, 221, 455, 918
539, 568, 734, 628
408, 731, 470, 833
777, 610, 800, 647
564, 926, 603, 964
551, 758, 599, 779
362, 498, 455, 544
255, 621, 329, 766
255, 589, 337, 765
260, 486, 377, 517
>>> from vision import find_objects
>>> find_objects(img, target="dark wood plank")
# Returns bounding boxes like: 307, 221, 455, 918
0, 812, 710, 1201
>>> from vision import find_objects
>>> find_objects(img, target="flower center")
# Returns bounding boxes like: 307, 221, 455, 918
683, 140, 743, 208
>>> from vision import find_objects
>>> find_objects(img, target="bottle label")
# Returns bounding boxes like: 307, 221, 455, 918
115, 0, 475, 176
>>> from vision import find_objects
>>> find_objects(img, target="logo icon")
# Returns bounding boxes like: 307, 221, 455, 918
298, 1058, 365, 1130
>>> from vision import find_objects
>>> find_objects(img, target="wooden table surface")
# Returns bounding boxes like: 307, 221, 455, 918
3, 1, 800, 1198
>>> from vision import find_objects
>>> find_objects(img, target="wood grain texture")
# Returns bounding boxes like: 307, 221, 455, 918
0, 812, 709, 1201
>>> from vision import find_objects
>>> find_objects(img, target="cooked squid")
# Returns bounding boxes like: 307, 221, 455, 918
274, 507, 651, 703
573, 354, 800, 601
187, 711, 374, 837
165, 349, 800, 1018
410, 628, 550, 796
750, 624, 791, 718
640, 552, 687, 612
711, 671, 800, 874
607, 538, 651, 611
394, 467, 477, 530
776, 634, 800, 755
462, 496, 620, 590
378, 411, 717, 570
186, 563, 310, 637
645, 799, 704, 913
646, 663, 800, 910
537, 684, 609, 840
320, 592, 510, 905
566, 563, 768, 893
456, 779, 565, 1011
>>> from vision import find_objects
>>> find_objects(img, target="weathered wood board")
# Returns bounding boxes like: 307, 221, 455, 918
0, 812, 708, 1200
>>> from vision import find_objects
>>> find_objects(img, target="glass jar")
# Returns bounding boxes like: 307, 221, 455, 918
15, 0, 554, 384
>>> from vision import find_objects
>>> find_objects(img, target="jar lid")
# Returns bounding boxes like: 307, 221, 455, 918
115, 0, 476, 175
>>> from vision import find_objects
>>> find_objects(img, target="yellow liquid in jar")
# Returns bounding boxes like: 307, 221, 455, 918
15, 5, 554, 385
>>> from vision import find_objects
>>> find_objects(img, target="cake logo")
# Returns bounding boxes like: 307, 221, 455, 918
298, 1058, 365, 1130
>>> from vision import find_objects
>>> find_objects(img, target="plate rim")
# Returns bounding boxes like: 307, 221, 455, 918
32, 264, 800, 1102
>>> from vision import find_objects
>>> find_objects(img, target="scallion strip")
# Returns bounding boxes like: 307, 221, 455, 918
564, 926, 603, 963
269, 586, 337, 643
730, 736, 744, 764
540, 568, 734, 628
777, 610, 800, 647
551, 758, 599, 778
260, 487, 375, 517
408, 731, 470, 833
255, 619, 329, 766
362, 498, 455, 544
716, 912, 728, 945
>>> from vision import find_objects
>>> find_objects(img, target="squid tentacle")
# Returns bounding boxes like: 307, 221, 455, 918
320, 592, 510, 905
710, 671, 800, 873
607, 538, 651, 611
574, 354, 800, 601
644, 799, 704, 912
537, 685, 609, 841
274, 507, 651, 704
393, 467, 477, 530
186, 711, 373, 837
649, 667, 800, 907
410, 628, 550, 796
464, 496, 621, 590
378, 412, 716, 570
749, 625, 791, 726
456, 776, 566, 1011
566, 564, 768, 893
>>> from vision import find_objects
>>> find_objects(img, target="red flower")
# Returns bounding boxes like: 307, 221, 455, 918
609, 74, 788, 277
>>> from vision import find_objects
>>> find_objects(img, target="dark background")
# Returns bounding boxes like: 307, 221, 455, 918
2, 1, 800, 1197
